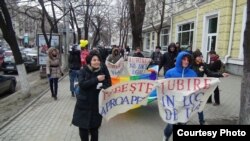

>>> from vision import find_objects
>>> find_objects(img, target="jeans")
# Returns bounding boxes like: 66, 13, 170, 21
164, 124, 173, 141
49, 78, 58, 97
198, 111, 205, 125
79, 128, 98, 141
69, 69, 79, 93
164, 123, 186, 141
208, 87, 220, 104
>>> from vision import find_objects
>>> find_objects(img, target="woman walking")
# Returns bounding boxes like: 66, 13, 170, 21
72, 52, 112, 141
46, 47, 63, 100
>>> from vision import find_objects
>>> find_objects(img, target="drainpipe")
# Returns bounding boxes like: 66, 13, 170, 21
194, 0, 199, 51
224, 0, 236, 64
169, 15, 173, 42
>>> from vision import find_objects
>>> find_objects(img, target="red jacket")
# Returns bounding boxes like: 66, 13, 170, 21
80, 49, 89, 66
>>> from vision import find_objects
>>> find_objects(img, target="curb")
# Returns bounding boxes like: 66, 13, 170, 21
0, 73, 68, 131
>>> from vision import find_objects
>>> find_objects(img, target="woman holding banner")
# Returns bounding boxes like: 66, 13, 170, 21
163, 51, 197, 141
72, 52, 112, 141
191, 50, 229, 125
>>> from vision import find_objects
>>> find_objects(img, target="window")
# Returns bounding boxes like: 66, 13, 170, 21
177, 22, 194, 49
151, 32, 155, 50
160, 28, 169, 51
145, 32, 150, 50
152, 32, 155, 40
208, 17, 218, 33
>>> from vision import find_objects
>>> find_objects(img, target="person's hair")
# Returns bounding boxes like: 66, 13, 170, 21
176, 42, 180, 45
182, 54, 192, 63
193, 50, 202, 59
156, 46, 161, 50
89, 50, 100, 55
168, 43, 176, 49
86, 52, 102, 64
209, 50, 216, 55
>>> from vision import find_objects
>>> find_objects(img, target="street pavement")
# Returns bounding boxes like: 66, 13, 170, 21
0, 74, 241, 141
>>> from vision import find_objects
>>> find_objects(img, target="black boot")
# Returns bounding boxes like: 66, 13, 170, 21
71, 92, 75, 97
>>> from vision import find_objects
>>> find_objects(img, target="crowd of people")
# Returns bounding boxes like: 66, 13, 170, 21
45, 41, 229, 141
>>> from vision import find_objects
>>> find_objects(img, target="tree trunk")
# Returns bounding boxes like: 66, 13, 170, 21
156, 31, 161, 47
128, 0, 146, 50
70, 2, 81, 43
239, 1, 250, 124
51, 0, 58, 33
69, 10, 76, 44
124, 29, 128, 47
118, 21, 122, 47
77, 28, 81, 43
0, 0, 30, 94
84, 0, 90, 41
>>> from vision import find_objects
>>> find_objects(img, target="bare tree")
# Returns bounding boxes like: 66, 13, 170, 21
38, 0, 64, 48
116, 0, 130, 48
90, 0, 113, 47
128, 0, 146, 50
239, 1, 250, 124
91, 15, 103, 47
0, 0, 30, 94
147, 0, 166, 47
69, 1, 80, 44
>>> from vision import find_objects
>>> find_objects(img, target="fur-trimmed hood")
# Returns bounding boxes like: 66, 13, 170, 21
47, 47, 60, 59
112, 48, 119, 56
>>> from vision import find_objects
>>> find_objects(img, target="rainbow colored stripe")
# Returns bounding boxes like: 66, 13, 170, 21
111, 71, 158, 104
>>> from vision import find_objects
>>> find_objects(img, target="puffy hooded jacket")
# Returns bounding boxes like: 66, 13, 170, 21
46, 47, 63, 78
107, 48, 121, 64
161, 44, 178, 72
165, 51, 197, 78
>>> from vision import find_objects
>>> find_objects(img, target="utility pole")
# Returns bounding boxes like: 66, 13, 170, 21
62, 0, 69, 70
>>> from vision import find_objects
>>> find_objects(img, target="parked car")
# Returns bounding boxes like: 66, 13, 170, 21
24, 49, 38, 62
1, 55, 39, 74
0, 75, 16, 95
0, 50, 4, 68
3, 50, 13, 57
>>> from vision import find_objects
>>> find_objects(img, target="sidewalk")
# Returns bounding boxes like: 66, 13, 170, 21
0, 75, 241, 141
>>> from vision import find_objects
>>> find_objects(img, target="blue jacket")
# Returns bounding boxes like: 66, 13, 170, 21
165, 51, 197, 78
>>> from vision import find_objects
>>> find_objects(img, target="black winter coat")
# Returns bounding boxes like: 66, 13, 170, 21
133, 52, 144, 58
192, 62, 223, 77
209, 60, 223, 72
68, 50, 81, 70
161, 52, 177, 72
72, 65, 111, 129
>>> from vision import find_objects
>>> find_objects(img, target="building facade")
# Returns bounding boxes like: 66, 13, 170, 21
142, 0, 247, 75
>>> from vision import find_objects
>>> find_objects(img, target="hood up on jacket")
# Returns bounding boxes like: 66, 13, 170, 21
47, 47, 60, 60
112, 48, 119, 56
175, 51, 192, 73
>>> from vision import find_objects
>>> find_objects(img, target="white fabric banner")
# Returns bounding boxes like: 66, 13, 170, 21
127, 57, 152, 76
99, 78, 219, 123
105, 58, 125, 77
156, 78, 220, 124
99, 80, 156, 121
